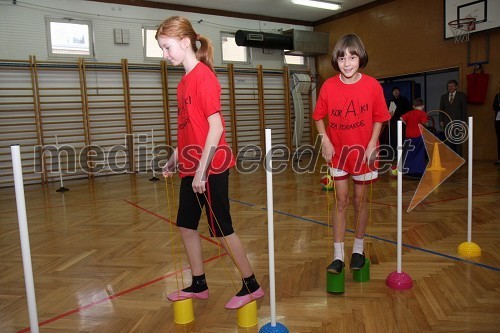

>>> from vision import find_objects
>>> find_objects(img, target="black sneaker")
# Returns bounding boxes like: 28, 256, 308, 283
327, 259, 344, 274
350, 253, 366, 270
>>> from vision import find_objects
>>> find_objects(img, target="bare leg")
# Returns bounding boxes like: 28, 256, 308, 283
217, 233, 253, 278
352, 183, 369, 239
332, 179, 349, 243
218, 232, 264, 308
179, 227, 204, 276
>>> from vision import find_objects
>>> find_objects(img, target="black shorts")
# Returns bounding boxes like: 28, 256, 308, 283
176, 169, 234, 237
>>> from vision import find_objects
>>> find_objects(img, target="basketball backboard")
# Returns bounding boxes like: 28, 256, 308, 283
444, 0, 500, 40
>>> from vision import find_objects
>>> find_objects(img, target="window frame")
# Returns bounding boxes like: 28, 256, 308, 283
220, 31, 250, 65
143, 26, 163, 61
284, 53, 309, 68
45, 17, 94, 59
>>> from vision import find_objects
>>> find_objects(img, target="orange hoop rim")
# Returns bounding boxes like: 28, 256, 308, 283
448, 17, 476, 31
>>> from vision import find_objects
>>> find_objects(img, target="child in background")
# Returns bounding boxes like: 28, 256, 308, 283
313, 34, 391, 274
157, 16, 263, 309
400, 97, 429, 177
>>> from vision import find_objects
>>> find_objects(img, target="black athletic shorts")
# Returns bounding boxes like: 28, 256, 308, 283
176, 169, 234, 237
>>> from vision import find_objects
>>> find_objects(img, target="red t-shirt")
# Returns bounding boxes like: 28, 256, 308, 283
401, 109, 428, 138
313, 74, 391, 175
176, 62, 235, 177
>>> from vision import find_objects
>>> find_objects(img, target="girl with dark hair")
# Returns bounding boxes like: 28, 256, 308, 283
314, 34, 391, 275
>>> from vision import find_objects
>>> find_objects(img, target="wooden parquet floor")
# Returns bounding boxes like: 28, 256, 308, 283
0, 161, 499, 332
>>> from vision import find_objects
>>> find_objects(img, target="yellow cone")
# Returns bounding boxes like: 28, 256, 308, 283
427, 142, 446, 171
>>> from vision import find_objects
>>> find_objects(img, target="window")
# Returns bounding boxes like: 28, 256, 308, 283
143, 27, 163, 60
221, 32, 249, 64
284, 53, 306, 66
46, 18, 93, 57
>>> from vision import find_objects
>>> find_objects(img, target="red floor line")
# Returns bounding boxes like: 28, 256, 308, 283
16, 253, 227, 333
123, 199, 222, 248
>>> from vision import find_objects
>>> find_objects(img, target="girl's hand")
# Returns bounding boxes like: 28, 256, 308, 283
162, 151, 177, 177
364, 141, 377, 165
192, 170, 206, 193
321, 139, 335, 163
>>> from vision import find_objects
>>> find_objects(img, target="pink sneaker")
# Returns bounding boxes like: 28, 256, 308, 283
167, 289, 209, 301
224, 287, 265, 309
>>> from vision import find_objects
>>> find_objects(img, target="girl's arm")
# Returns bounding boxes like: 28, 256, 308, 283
192, 113, 224, 193
162, 147, 178, 177
315, 119, 334, 162
364, 122, 383, 165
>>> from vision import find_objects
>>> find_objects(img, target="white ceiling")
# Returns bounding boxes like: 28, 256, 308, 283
145, 0, 377, 24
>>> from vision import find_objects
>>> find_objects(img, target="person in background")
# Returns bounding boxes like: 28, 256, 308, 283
400, 98, 429, 177
439, 79, 467, 156
494, 92, 500, 165
387, 87, 411, 160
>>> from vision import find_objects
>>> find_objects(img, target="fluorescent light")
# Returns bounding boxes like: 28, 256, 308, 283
291, 0, 342, 11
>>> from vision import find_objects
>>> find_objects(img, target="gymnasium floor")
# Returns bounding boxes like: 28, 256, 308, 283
0, 159, 499, 332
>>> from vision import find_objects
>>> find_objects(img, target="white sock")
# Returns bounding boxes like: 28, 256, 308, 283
353, 238, 364, 255
334, 242, 344, 261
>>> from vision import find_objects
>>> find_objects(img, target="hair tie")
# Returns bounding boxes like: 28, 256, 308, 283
196, 34, 200, 41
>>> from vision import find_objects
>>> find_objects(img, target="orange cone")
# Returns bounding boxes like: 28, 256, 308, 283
427, 142, 446, 171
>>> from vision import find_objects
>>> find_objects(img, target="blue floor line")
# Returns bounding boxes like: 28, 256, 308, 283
230, 198, 500, 272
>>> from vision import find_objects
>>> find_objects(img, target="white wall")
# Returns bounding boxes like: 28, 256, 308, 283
0, 0, 314, 69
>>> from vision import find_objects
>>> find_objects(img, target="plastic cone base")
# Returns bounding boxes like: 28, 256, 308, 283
386, 271, 413, 290
259, 322, 290, 333
457, 241, 481, 258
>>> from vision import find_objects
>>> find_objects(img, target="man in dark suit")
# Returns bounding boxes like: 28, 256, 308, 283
439, 79, 467, 156
387, 87, 411, 160
494, 92, 500, 165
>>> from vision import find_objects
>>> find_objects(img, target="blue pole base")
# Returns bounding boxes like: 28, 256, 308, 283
259, 322, 289, 333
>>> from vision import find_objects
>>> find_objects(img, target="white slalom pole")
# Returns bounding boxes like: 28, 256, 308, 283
457, 117, 480, 258
397, 121, 402, 273
151, 129, 156, 178
55, 135, 64, 189
149, 129, 159, 182
467, 117, 472, 243
265, 128, 277, 326
55, 135, 69, 192
55, 134, 64, 187
11, 145, 40, 333
386, 121, 412, 290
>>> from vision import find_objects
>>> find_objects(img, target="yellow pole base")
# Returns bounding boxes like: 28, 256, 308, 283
236, 300, 258, 328
173, 298, 195, 324
457, 241, 481, 258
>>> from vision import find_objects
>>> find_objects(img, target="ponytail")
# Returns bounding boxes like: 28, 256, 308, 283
196, 35, 215, 74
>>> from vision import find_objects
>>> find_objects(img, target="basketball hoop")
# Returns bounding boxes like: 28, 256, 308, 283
448, 17, 476, 43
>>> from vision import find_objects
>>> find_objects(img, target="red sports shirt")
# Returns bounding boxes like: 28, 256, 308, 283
176, 62, 235, 177
401, 109, 428, 138
313, 74, 391, 175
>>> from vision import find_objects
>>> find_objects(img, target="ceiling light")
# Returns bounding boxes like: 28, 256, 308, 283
291, 0, 342, 11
